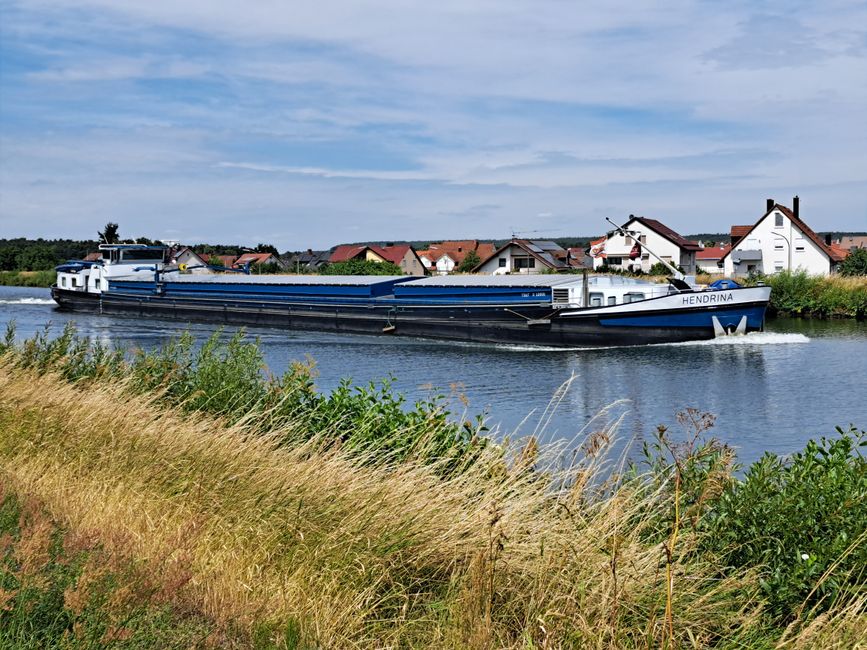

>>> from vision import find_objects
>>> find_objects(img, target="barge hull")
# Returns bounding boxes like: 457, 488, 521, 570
50, 286, 767, 348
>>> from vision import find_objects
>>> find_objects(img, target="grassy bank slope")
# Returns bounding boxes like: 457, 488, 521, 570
0, 329, 865, 648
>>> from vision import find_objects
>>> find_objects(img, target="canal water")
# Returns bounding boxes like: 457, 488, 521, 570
2, 284, 866, 466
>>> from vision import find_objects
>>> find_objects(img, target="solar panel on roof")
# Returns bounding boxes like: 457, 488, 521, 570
526, 244, 543, 253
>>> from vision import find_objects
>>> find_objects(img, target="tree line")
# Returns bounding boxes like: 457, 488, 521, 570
0, 222, 281, 272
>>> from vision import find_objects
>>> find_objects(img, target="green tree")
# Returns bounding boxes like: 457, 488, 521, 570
838, 248, 867, 276
456, 250, 481, 273
255, 243, 280, 255
98, 222, 120, 244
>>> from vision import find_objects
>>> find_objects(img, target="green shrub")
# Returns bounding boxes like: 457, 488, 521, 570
839, 248, 867, 276
742, 270, 867, 319
320, 259, 403, 275
648, 262, 674, 276
703, 426, 867, 621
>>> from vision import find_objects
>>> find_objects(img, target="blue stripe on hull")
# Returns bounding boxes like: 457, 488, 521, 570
599, 306, 766, 330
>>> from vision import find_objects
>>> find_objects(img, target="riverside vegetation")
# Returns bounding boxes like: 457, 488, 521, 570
0, 324, 865, 648
0, 270, 55, 288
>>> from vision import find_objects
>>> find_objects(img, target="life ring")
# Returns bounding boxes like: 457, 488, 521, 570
178, 263, 188, 272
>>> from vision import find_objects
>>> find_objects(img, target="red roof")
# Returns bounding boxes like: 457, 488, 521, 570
628, 217, 702, 251
235, 252, 277, 265
730, 226, 752, 239
829, 244, 850, 260
329, 245, 370, 263
422, 240, 495, 265
696, 243, 731, 260
83, 252, 102, 261
371, 244, 412, 265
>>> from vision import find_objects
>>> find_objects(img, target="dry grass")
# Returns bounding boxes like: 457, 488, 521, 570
0, 361, 862, 648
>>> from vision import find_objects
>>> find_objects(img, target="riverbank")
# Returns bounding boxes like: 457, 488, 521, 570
1, 327, 864, 648
745, 271, 867, 319
0, 270, 55, 287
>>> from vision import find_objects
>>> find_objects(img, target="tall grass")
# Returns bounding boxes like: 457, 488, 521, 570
0, 328, 865, 647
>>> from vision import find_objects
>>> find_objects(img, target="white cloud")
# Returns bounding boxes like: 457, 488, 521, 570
2, 0, 866, 247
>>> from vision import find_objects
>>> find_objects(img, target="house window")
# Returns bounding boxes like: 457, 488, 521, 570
608, 256, 622, 266
589, 293, 604, 307
774, 243, 784, 250
514, 258, 535, 269
775, 213, 784, 228
639, 235, 646, 244
795, 245, 805, 252
625, 236, 633, 245
498, 258, 506, 268
775, 263, 784, 272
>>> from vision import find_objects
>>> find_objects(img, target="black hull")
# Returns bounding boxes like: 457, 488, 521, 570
50, 286, 762, 348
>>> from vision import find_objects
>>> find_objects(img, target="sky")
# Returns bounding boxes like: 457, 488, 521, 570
1, 0, 865, 250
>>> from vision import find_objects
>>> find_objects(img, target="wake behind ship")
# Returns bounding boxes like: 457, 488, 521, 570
52, 244, 771, 348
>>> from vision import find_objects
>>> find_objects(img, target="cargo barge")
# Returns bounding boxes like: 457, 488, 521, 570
51, 244, 771, 348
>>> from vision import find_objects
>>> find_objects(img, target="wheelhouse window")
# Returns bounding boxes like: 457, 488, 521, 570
61, 276, 67, 287
589, 292, 604, 307
607, 296, 617, 305
120, 249, 166, 262
623, 292, 646, 303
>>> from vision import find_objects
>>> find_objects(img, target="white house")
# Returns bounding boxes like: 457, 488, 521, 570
721, 198, 847, 276
695, 243, 730, 275
473, 240, 572, 275
173, 247, 214, 274
418, 250, 458, 275
594, 216, 700, 275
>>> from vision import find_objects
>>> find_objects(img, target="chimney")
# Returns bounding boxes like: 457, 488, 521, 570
825, 234, 832, 246
793, 195, 800, 218
307, 248, 312, 255
766, 198, 774, 212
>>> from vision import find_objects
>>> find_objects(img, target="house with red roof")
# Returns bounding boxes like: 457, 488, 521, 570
233, 252, 281, 269
721, 197, 847, 276
329, 244, 426, 275
696, 243, 730, 275
594, 216, 701, 275
417, 240, 496, 275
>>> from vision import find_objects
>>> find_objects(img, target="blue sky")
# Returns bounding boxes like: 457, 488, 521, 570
1, 0, 865, 249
